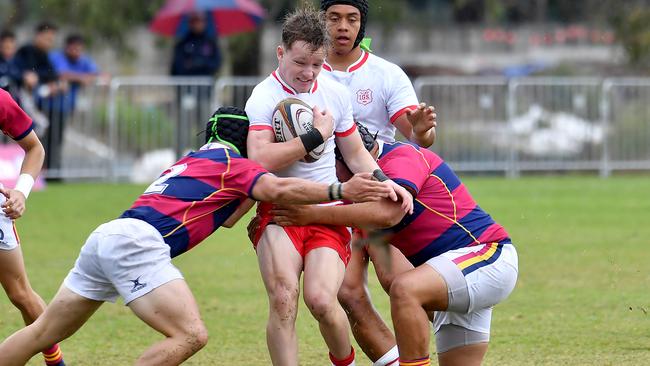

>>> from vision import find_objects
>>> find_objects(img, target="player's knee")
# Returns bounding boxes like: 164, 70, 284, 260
182, 322, 209, 351
337, 285, 371, 317
6, 286, 34, 311
304, 291, 337, 321
267, 282, 299, 320
376, 270, 398, 294
389, 275, 419, 306
337, 279, 366, 308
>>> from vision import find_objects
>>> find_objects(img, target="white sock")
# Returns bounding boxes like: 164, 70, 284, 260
373, 345, 399, 366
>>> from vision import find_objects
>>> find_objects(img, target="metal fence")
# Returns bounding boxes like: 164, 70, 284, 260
32, 76, 215, 181
6, 76, 650, 181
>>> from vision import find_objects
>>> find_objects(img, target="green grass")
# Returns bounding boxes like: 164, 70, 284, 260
1, 176, 649, 365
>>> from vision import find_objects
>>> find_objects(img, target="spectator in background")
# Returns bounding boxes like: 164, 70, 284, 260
14, 22, 61, 96
49, 34, 101, 112
170, 11, 221, 77
170, 12, 222, 155
0, 30, 21, 97
14, 22, 66, 178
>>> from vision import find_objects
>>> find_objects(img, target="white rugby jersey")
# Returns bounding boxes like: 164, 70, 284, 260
245, 70, 356, 184
322, 50, 418, 142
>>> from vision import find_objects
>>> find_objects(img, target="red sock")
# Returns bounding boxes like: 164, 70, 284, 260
399, 356, 431, 366
42, 344, 64, 365
330, 346, 355, 366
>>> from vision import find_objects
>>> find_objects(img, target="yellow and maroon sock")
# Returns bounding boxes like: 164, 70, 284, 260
330, 346, 355, 366
42, 344, 65, 366
399, 356, 431, 366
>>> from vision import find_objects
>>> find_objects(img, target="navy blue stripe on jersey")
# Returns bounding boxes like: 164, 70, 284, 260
212, 199, 241, 228
392, 177, 418, 195
406, 206, 497, 266
152, 175, 220, 202
431, 162, 461, 192
120, 206, 190, 258
379, 141, 420, 160
383, 199, 426, 235
187, 148, 235, 164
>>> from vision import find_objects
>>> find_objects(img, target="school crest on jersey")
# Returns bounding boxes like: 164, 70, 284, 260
356, 89, 373, 106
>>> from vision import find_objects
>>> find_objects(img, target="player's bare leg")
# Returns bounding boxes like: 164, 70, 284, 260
303, 247, 351, 361
437, 343, 488, 366
338, 245, 393, 362
389, 264, 448, 362
0, 285, 102, 365
368, 244, 414, 294
257, 225, 303, 366
338, 243, 413, 363
0, 246, 48, 325
128, 278, 208, 366
0, 246, 68, 365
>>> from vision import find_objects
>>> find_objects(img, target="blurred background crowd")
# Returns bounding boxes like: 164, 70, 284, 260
1, 0, 649, 182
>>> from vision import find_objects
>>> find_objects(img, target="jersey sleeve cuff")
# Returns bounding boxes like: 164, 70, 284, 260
248, 172, 269, 200
334, 123, 357, 137
12, 122, 34, 141
249, 124, 274, 131
390, 105, 418, 124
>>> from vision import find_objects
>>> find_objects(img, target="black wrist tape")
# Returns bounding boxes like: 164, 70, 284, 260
300, 129, 324, 153
336, 182, 343, 200
372, 169, 389, 182
328, 184, 336, 201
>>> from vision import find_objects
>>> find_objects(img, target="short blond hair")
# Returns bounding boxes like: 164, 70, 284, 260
281, 6, 330, 52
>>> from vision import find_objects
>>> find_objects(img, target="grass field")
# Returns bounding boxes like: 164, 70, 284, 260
1, 175, 649, 365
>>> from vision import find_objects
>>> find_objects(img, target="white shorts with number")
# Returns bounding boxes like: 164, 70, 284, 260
64, 218, 183, 305
0, 193, 19, 251
427, 242, 518, 335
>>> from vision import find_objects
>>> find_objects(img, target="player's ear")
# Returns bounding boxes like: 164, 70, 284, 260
277, 45, 284, 61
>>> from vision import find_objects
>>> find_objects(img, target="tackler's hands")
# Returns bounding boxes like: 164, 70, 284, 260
0, 186, 26, 220
342, 172, 394, 203
246, 215, 261, 243
371, 169, 414, 214
271, 204, 314, 227
385, 180, 414, 215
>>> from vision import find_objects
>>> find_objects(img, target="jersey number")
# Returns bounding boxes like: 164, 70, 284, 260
144, 164, 187, 195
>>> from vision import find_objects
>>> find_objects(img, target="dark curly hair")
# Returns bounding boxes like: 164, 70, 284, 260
320, 0, 368, 48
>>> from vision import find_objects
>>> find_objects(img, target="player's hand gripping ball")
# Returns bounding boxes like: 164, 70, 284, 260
272, 98, 325, 162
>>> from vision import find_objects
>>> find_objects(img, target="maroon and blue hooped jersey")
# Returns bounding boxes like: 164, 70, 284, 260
0, 89, 33, 141
379, 141, 511, 267
121, 144, 267, 258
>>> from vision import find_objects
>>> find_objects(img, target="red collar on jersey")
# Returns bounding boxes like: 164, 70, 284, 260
271, 70, 318, 95
323, 50, 369, 73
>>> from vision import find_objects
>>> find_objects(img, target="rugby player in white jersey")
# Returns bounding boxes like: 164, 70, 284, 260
245, 7, 413, 366
318, 1, 437, 365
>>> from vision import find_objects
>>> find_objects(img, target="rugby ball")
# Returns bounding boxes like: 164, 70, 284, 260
272, 98, 326, 163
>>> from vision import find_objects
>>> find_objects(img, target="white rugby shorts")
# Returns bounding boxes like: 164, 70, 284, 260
0, 193, 19, 251
427, 242, 518, 335
64, 218, 183, 305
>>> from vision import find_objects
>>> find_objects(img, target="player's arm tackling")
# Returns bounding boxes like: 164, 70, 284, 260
251, 172, 392, 204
